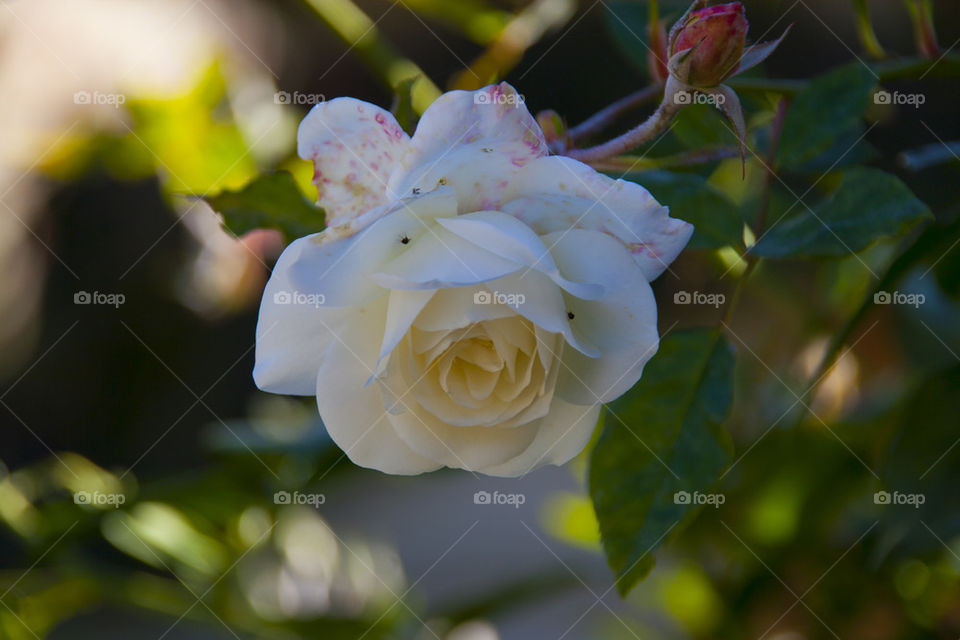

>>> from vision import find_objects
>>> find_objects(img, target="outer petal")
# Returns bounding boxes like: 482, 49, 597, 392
436, 211, 604, 300
544, 229, 660, 405
253, 237, 349, 396
285, 188, 459, 307
314, 296, 442, 475
298, 98, 409, 227
369, 223, 522, 291
386, 83, 548, 212
478, 399, 602, 477
503, 155, 693, 281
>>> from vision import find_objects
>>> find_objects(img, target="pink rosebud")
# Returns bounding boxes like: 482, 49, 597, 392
670, 2, 748, 87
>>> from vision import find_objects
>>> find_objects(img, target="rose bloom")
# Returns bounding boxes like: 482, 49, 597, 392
254, 83, 692, 476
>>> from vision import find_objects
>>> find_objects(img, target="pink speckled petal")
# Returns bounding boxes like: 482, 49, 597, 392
298, 98, 409, 227
386, 82, 548, 212
502, 156, 694, 281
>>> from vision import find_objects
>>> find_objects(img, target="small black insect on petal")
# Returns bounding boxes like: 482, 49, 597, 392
400, 235, 410, 245
412, 187, 421, 195
567, 311, 575, 320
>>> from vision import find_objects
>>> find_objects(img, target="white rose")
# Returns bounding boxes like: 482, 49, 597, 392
254, 83, 693, 476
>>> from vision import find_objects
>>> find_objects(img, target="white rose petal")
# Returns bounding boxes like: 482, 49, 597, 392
387, 83, 547, 210
504, 155, 694, 280
298, 98, 408, 227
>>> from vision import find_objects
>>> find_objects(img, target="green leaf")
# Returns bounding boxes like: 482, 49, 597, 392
786, 125, 878, 173
628, 171, 743, 249
604, 1, 688, 74
877, 365, 960, 558
604, 2, 651, 73
204, 171, 325, 243
751, 167, 933, 259
671, 103, 738, 149
776, 64, 877, 169
589, 329, 735, 596
391, 76, 420, 135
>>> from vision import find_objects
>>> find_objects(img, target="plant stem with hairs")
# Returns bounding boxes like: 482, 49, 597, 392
564, 93, 682, 164
566, 83, 665, 145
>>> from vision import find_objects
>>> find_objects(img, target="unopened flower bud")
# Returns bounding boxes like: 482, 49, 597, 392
536, 110, 569, 151
669, 2, 748, 87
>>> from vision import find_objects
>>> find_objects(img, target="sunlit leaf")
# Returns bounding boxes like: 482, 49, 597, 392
125, 63, 257, 193
589, 329, 734, 596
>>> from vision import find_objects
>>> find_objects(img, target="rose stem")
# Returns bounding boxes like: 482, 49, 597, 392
563, 97, 681, 164
566, 83, 665, 145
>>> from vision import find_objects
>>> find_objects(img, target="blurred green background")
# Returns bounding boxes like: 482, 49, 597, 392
1, 0, 959, 638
